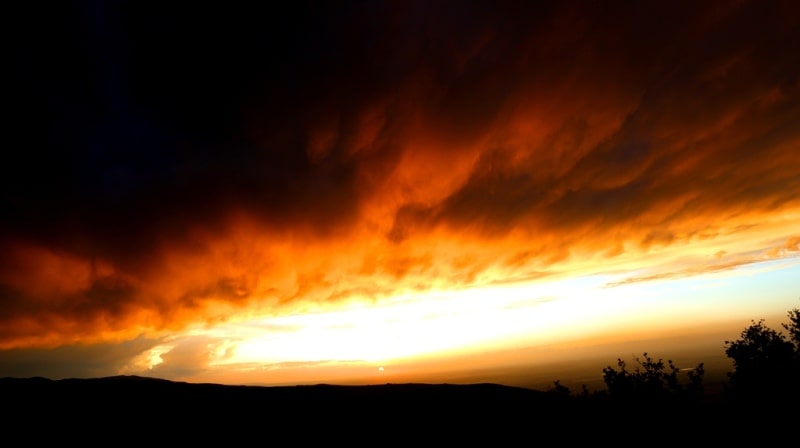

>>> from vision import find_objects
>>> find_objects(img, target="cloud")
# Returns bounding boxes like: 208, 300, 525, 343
604, 235, 800, 287
145, 336, 232, 380
0, 336, 161, 379
1, 1, 799, 351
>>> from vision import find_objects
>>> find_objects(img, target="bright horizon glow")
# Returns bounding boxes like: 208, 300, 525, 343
130, 251, 799, 386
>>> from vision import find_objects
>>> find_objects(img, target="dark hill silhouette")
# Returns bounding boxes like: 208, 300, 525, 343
2, 375, 591, 442
3, 302, 796, 442
1, 374, 556, 404
0, 374, 784, 442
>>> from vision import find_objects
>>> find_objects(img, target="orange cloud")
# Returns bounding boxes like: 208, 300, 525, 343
1, 0, 799, 354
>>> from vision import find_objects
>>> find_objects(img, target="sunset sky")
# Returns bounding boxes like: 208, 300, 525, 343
2, 0, 799, 389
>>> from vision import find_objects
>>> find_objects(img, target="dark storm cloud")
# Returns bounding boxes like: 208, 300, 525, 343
2, 0, 799, 350
7, 2, 384, 252
393, 0, 800, 245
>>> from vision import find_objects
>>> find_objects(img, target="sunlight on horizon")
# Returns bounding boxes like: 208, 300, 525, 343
140, 255, 800, 383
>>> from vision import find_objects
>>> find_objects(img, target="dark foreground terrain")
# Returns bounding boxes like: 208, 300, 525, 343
0, 375, 785, 443
0, 376, 784, 440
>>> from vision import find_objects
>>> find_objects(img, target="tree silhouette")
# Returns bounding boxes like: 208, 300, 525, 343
723, 303, 800, 402
600, 352, 704, 403
783, 304, 800, 348
549, 301, 800, 405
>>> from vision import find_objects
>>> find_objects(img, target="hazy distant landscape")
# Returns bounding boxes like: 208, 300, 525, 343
326, 335, 737, 393
6, 309, 793, 408
2, 309, 794, 442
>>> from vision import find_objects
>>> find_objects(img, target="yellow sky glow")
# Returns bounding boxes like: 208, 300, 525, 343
130, 215, 799, 386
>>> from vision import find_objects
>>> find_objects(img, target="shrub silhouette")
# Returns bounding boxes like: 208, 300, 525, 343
547, 352, 704, 403
723, 302, 800, 402
549, 301, 799, 404
784, 304, 800, 347
599, 352, 704, 403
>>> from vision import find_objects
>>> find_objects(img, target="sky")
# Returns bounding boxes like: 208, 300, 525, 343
2, 0, 799, 389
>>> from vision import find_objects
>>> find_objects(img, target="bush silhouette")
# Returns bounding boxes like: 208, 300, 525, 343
551, 301, 800, 405
547, 352, 704, 404
599, 352, 705, 403
784, 304, 800, 347
723, 302, 800, 402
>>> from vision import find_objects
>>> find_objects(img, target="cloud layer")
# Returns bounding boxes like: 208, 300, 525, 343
3, 1, 799, 350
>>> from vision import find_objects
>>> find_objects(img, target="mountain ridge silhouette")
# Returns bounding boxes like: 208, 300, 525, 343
0, 373, 784, 442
